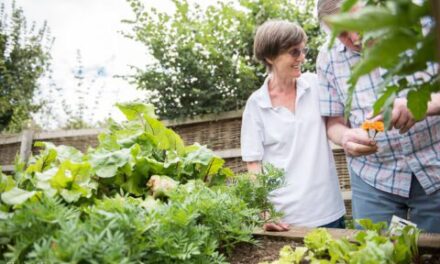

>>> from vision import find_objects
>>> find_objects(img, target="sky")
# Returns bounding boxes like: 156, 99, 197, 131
1, 0, 182, 129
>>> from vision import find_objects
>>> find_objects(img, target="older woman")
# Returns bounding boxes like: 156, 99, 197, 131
241, 20, 345, 231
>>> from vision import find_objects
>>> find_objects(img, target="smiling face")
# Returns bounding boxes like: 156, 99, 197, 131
253, 20, 307, 74
266, 42, 306, 79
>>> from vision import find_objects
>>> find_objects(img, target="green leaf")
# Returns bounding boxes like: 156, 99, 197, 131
350, 30, 418, 82
1, 187, 36, 205
50, 160, 92, 188
304, 228, 332, 257
123, 158, 151, 195
345, 30, 417, 119
357, 218, 387, 233
143, 157, 166, 175
116, 102, 157, 121
181, 144, 221, 180
381, 93, 396, 129
26, 145, 58, 173
133, 132, 157, 154
328, 238, 356, 263
407, 85, 431, 121
35, 167, 58, 197
88, 148, 132, 178
43, 142, 83, 163
0, 171, 16, 192
145, 116, 171, 150
49, 160, 96, 202
325, 6, 400, 33
340, 0, 359, 12
98, 133, 121, 151
164, 129, 185, 156
372, 85, 398, 117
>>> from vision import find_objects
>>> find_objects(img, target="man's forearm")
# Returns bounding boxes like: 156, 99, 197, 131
427, 93, 440, 116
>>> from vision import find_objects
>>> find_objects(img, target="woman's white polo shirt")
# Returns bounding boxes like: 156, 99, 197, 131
241, 72, 345, 227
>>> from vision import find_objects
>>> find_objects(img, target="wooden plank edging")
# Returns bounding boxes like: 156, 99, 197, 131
162, 110, 243, 127
1, 165, 14, 172
33, 128, 104, 140
0, 134, 22, 145
253, 227, 440, 249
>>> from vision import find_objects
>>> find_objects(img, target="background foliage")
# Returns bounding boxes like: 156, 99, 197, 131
124, 0, 324, 119
0, 2, 51, 133
326, 0, 439, 124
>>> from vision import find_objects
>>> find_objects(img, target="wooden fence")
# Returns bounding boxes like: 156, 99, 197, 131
0, 110, 352, 216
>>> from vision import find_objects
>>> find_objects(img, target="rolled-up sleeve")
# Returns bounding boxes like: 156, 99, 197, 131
317, 50, 344, 117
241, 99, 264, 162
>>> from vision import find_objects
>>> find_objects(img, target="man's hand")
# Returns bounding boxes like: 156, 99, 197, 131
369, 98, 416, 134
341, 128, 377, 157
326, 116, 377, 157
391, 98, 416, 134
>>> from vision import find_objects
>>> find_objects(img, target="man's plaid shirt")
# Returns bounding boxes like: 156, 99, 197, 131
317, 41, 440, 198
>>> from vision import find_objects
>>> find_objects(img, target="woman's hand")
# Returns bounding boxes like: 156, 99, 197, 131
261, 211, 290, 231
263, 222, 290, 231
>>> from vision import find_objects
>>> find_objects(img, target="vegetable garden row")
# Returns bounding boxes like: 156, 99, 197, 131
0, 103, 439, 263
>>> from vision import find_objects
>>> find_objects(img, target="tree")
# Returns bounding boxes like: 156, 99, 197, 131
0, 2, 51, 133
124, 0, 323, 119
326, 0, 439, 124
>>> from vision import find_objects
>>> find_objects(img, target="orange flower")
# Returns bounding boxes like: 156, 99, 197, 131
372, 121, 384, 132
361, 121, 372, 130
361, 120, 385, 138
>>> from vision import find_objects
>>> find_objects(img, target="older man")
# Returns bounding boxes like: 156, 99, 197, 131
317, 0, 440, 232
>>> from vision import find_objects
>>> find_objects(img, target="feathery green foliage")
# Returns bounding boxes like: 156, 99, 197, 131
0, 103, 284, 263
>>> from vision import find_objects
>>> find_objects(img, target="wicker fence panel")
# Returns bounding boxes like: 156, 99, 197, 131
333, 149, 351, 191
225, 157, 247, 174
31, 136, 99, 157
171, 118, 242, 151
0, 143, 21, 165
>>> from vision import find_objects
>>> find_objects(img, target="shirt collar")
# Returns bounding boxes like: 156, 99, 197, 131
256, 74, 311, 109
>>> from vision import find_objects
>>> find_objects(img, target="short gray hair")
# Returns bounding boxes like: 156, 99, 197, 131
253, 20, 307, 71
317, 0, 342, 22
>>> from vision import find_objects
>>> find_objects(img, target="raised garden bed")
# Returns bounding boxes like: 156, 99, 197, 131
229, 227, 440, 264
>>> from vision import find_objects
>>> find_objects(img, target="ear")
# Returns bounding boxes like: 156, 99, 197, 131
265, 57, 274, 65
337, 32, 349, 45
338, 32, 361, 52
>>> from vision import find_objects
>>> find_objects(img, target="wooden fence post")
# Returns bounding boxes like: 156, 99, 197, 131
19, 129, 34, 165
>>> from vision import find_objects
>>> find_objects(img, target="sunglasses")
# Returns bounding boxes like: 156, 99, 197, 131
288, 47, 309, 58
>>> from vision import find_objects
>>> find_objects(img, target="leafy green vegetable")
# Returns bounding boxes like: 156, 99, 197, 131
1, 187, 36, 206
0, 102, 274, 263
266, 220, 421, 264
304, 228, 333, 258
